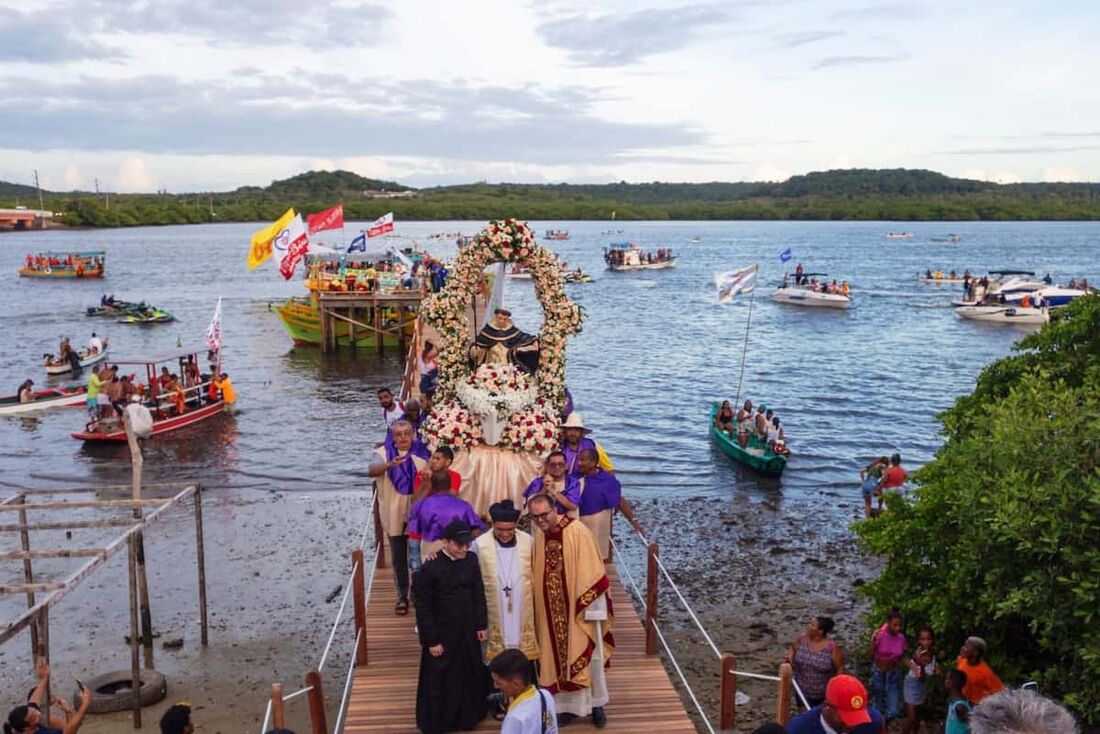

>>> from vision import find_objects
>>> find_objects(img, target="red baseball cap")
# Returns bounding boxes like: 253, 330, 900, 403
826, 675, 872, 727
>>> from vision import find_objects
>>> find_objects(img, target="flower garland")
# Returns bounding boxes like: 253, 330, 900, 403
421, 400, 483, 451
421, 219, 584, 413
502, 398, 561, 454
454, 364, 538, 420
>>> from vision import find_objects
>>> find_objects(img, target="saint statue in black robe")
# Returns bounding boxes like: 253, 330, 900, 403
469, 308, 540, 374
413, 538, 489, 733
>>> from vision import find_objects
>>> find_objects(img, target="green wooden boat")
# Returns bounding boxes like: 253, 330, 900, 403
709, 403, 788, 477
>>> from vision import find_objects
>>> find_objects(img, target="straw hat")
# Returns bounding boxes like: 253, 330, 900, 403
560, 412, 591, 432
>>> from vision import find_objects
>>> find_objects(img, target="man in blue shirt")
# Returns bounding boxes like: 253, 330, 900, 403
786, 674, 885, 734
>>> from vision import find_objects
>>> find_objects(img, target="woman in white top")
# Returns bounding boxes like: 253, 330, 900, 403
735, 399, 754, 448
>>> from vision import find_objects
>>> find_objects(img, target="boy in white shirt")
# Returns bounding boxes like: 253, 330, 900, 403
489, 649, 558, 734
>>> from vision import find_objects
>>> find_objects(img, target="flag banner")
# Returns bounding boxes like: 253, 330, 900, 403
389, 246, 414, 270
307, 203, 344, 234
367, 212, 394, 238
277, 214, 310, 280
715, 264, 759, 302
779, 247, 792, 262
247, 208, 295, 269
204, 297, 222, 351
347, 232, 366, 253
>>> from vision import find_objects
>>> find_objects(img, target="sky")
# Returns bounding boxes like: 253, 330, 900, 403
1, 0, 1098, 192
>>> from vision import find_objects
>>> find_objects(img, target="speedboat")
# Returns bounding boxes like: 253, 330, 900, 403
930, 235, 962, 243
955, 305, 1048, 325
952, 274, 1046, 306
772, 273, 851, 308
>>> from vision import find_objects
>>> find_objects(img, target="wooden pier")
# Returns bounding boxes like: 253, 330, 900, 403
341, 563, 699, 733
317, 291, 424, 354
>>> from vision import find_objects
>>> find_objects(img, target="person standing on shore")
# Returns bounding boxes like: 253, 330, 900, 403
559, 413, 613, 477
954, 637, 1003, 704
785, 675, 885, 734
367, 419, 429, 615
786, 616, 845, 707
413, 520, 488, 734
576, 449, 643, 560
860, 457, 888, 519
475, 500, 540, 663
523, 451, 580, 517
875, 454, 908, 513
901, 626, 938, 734
868, 609, 906, 721
529, 494, 614, 728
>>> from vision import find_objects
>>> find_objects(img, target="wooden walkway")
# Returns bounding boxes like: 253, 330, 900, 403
342, 564, 698, 733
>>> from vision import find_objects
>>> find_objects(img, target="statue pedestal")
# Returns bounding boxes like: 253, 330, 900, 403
451, 444, 542, 518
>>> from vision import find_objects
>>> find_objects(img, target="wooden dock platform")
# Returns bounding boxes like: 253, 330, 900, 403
342, 564, 699, 733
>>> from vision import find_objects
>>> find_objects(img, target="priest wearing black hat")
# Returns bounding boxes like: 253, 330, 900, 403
475, 500, 540, 665
413, 519, 489, 734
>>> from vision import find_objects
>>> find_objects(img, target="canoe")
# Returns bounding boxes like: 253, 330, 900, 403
72, 399, 225, 442
709, 403, 788, 477
44, 346, 110, 376
0, 386, 87, 416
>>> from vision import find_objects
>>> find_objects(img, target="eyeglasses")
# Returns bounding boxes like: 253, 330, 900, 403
530, 510, 553, 521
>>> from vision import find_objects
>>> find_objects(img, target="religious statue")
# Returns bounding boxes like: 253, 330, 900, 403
469, 308, 540, 374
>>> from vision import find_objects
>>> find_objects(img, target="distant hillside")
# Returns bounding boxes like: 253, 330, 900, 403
3, 168, 1100, 227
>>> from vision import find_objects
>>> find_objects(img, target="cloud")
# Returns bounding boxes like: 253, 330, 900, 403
774, 30, 844, 48
941, 145, 1100, 155
62, 164, 83, 190
830, 2, 922, 20
0, 9, 123, 62
0, 73, 704, 166
1041, 166, 1085, 183
960, 168, 1022, 184
537, 4, 732, 66
1039, 131, 1100, 139
812, 54, 904, 69
116, 156, 155, 191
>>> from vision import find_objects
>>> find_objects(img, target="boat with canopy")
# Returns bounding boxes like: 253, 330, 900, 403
771, 272, 851, 308
19, 251, 105, 279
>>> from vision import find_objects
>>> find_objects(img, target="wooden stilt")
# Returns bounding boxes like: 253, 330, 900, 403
36, 607, 51, 721
194, 486, 208, 645
374, 305, 383, 353
127, 537, 141, 727
124, 407, 155, 670
17, 496, 39, 665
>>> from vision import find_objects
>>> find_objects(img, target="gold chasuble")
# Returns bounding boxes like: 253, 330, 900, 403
475, 530, 539, 661
373, 446, 427, 537
533, 516, 615, 694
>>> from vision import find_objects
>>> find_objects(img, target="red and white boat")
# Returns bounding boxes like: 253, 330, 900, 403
72, 345, 225, 442
0, 386, 87, 416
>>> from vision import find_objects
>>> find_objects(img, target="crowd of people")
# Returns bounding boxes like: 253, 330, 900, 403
22, 253, 103, 275
788, 264, 851, 296
369, 387, 643, 732
767, 608, 1081, 734
307, 252, 449, 294
715, 399, 789, 456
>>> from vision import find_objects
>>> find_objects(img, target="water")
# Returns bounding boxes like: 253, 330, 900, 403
1, 220, 1096, 501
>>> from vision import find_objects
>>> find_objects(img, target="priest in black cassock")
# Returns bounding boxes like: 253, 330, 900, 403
413, 519, 489, 734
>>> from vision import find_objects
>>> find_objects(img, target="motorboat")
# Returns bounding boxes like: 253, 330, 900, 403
0, 386, 87, 416
44, 343, 110, 376
604, 243, 676, 271
772, 273, 851, 308
885, 232, 914, 240
955, 305, 1048, 325
19, 251, 106, 279
952, 272, 1044, 306
544, 229, 570, 240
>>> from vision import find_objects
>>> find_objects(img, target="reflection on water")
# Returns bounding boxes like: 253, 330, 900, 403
0, 220, 1097, 503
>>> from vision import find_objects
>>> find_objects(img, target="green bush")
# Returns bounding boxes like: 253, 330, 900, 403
855, 295, 1100, 723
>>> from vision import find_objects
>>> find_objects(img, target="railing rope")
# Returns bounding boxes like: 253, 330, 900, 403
317, 559, 359, 673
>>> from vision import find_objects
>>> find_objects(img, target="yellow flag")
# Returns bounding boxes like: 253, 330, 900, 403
247, 208, 295, 270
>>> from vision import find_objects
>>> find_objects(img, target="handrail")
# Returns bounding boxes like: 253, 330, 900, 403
399, 316, 424, 403
318, 560, 360, 672
332, 628, 364, 732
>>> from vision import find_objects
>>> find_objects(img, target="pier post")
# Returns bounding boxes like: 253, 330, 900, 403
127, 537, 141, 727
305, 668, 328, 734
719, 652, 737, 731
352, 548, 368, 666
776, 662, 794, 724
373, 492, 386, 569
194, 486, 209, 645
645, 542, 658, 655
374, 301, 383, 353
17, 495, 40, 664
270, 683, 285, 728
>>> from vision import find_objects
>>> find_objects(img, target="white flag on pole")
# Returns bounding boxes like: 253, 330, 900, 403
204, 297, 223, 351
714, 264, 758, 302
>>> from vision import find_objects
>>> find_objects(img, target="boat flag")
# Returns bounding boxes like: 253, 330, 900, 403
247, 208, 295, 270
347, 232, 366, 253
307, 204, 344, 234
367, 212, 395, 238
276, 213, 310, 280
715, 264, 759, 302
779, 247, 792, 262
204, 297, 222, 352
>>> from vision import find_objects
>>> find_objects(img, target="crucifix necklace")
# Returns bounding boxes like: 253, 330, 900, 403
498, 548, 517, 614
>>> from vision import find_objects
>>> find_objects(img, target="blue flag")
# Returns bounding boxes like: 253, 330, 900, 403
779, 247, 792, 262
347, 233, 366, 253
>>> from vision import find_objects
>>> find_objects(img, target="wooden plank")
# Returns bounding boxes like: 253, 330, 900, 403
341, 565, 699, 733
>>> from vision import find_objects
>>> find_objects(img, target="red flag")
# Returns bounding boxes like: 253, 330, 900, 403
307, 203, 344, 234
279, 235, 310, 280
367, 212, 394, 238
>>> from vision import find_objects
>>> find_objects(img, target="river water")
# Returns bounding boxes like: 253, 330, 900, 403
1, 221, 1097, 500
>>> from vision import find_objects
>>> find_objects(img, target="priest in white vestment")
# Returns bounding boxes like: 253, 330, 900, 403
475, 500, 539, 662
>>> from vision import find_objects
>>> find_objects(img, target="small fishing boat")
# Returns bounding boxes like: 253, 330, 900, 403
772, 273, 851, 308
885, 232, 914, 240
0, 386, 87, 416
955, 305, 1048, 325
544, 229, 570, 240
19, 251, 106, 279
709, 403, 788, 477
118, 309, 175, 324
72, 345, 225, 442
930, 234, 962, 243
44, 344, 110, 376
604, 243, 676, 271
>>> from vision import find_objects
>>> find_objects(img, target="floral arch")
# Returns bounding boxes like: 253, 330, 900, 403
420, 219, 584, 452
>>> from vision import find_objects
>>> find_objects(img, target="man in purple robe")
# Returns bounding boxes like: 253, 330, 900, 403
577, 449, 643, 561
408, 470, 484, 570
523, 450, 580, 516
560, 412, 613, 478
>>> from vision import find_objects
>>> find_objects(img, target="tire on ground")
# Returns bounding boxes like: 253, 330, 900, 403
75, 669, 168, 714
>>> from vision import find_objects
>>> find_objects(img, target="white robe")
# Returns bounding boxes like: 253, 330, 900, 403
553, 594, 609, 716
474, 530, 539, 661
